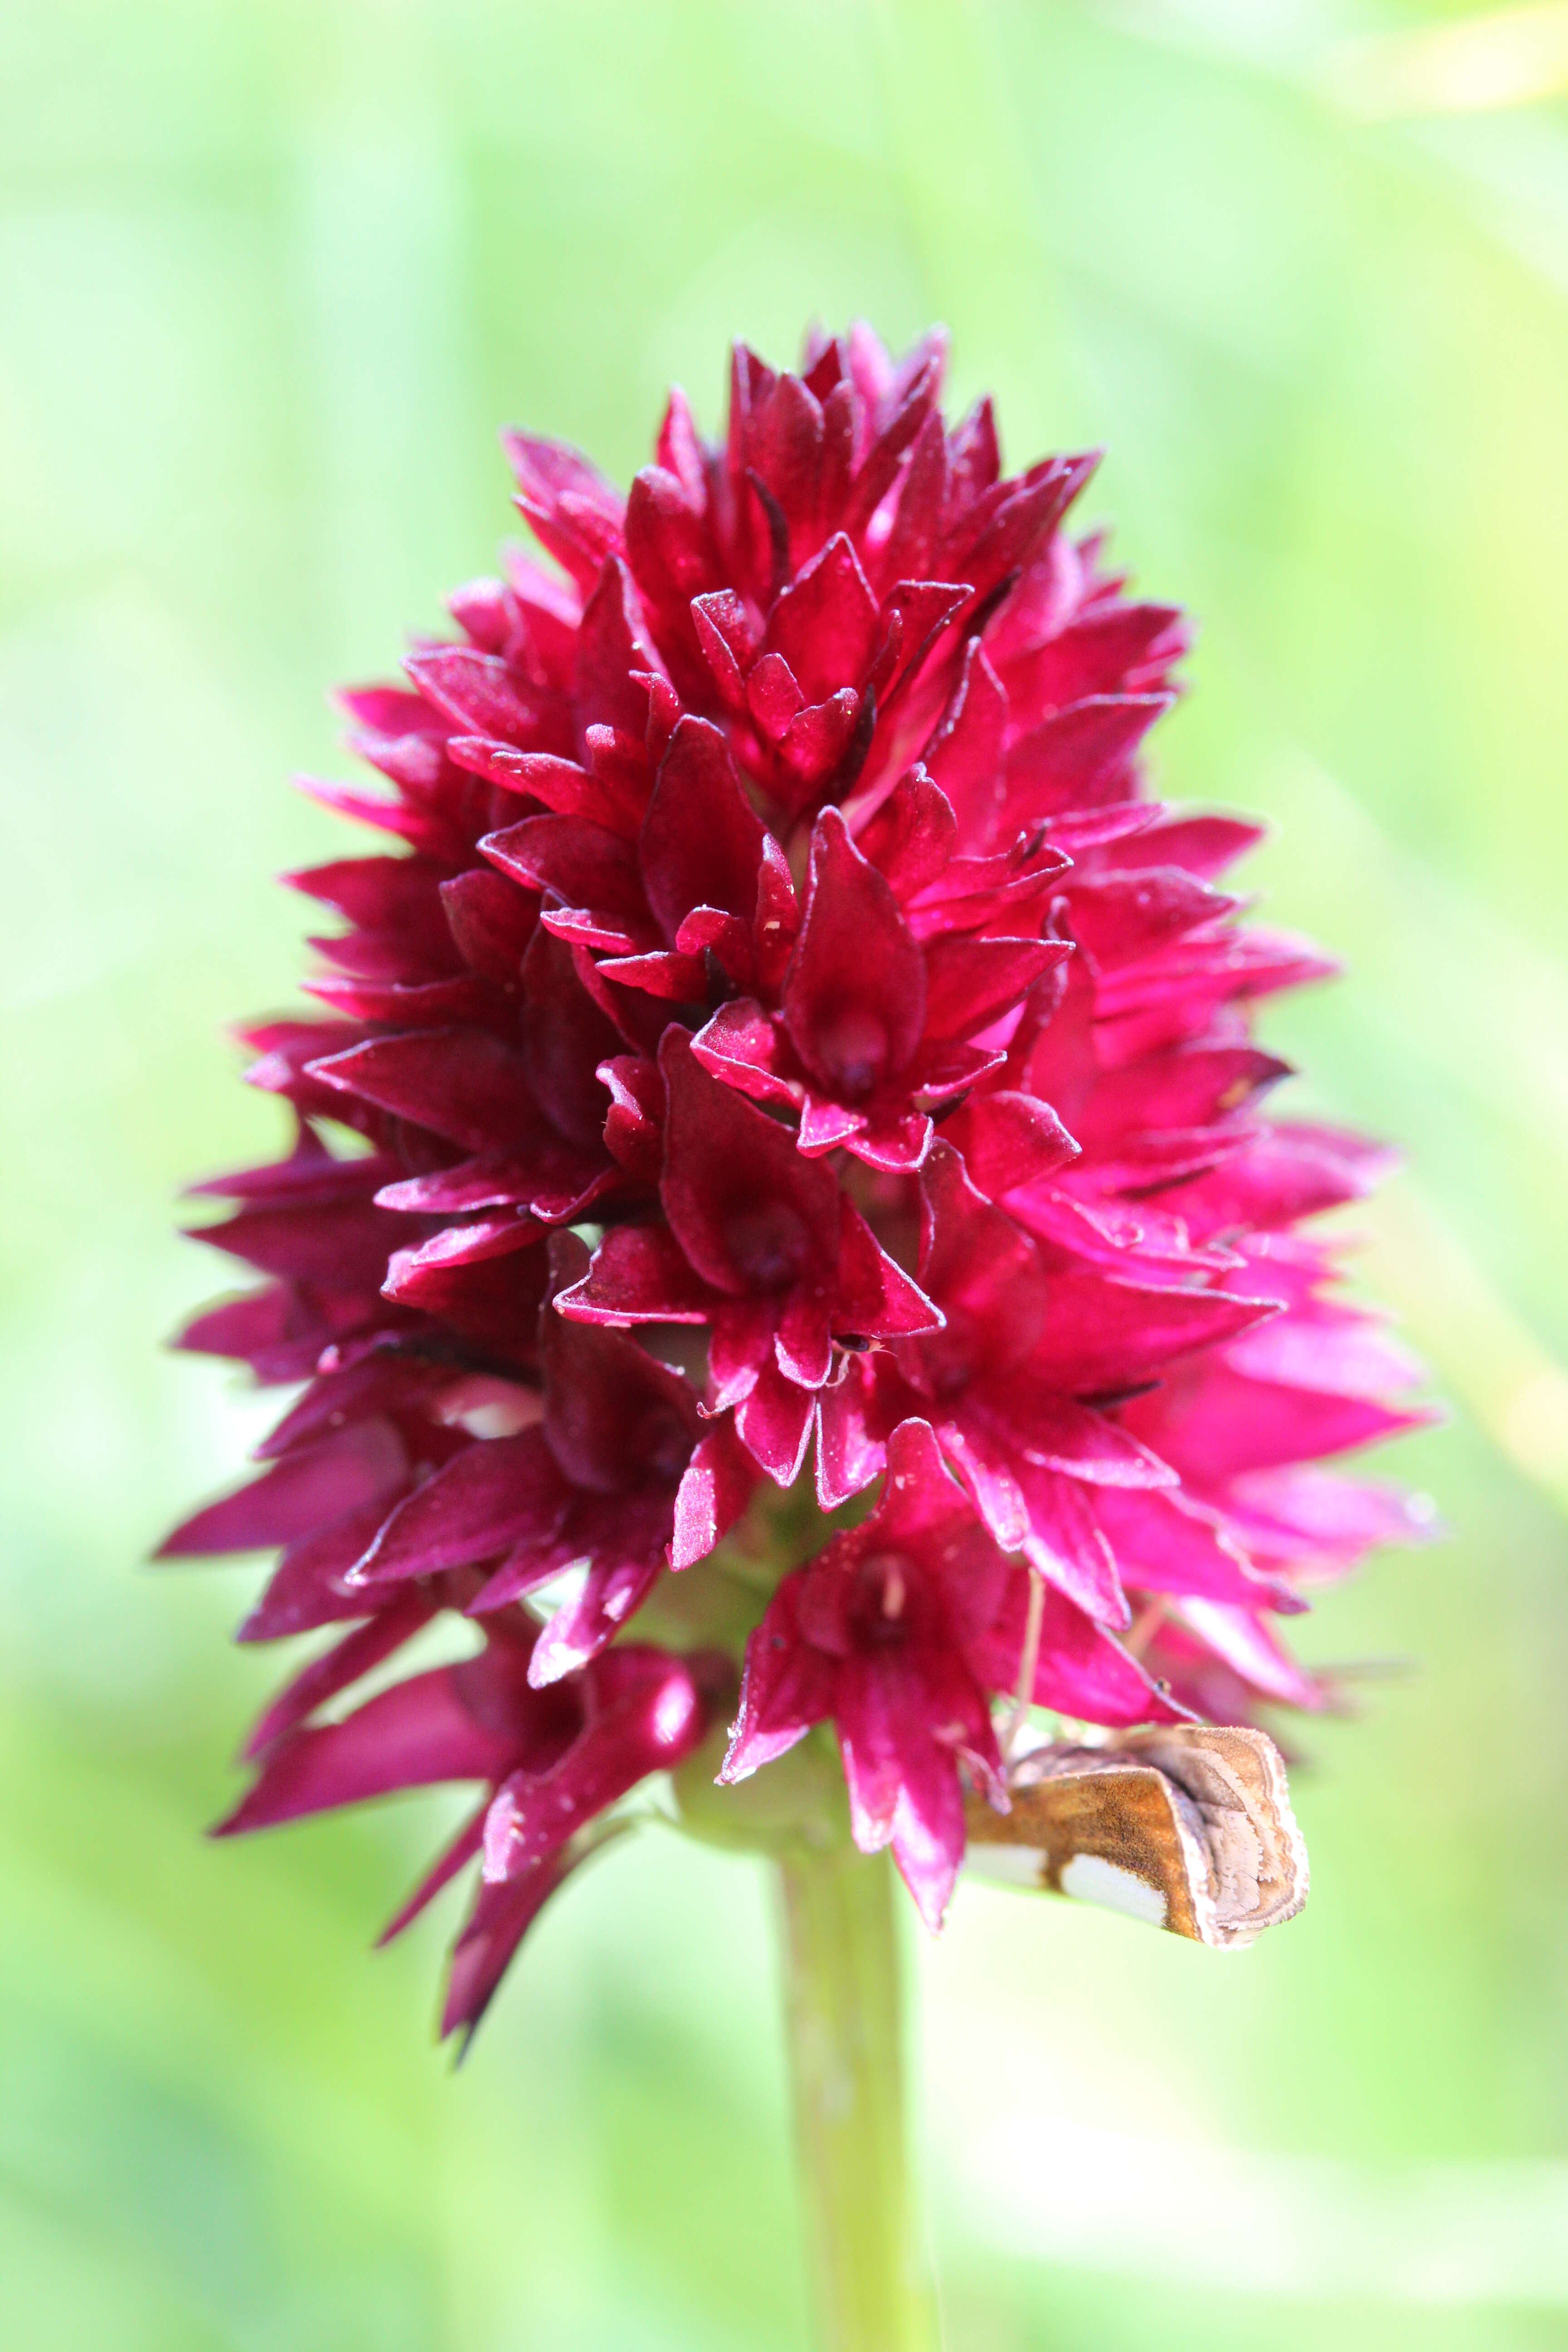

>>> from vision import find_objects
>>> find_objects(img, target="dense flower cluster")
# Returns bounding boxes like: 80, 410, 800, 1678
166, 326, 1427, 2034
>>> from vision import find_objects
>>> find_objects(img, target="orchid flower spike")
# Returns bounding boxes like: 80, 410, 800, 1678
165, 324, 1431, 2039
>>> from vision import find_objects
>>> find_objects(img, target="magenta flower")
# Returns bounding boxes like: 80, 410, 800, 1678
165, 323, 1428, 2038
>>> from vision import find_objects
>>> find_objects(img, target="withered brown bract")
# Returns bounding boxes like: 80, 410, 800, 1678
964, 1725, 1308, 1947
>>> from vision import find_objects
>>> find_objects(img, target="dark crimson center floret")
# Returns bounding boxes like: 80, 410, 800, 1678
626, 1401, 699, 1485
849, 1553, 919, 1646
721, 1199, 815, 1289
812, 1006, 893, 1099
165, 322, 1430, 2021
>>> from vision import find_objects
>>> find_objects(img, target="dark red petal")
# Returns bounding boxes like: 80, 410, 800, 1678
541, 1237, 701, 1494
656, 385, 707, 496
747, 651, 804, 741
1009, 1462, 1129, 1625
927, 1417, 1028, 1550
597, 1052, 665, 1181
1102, 809, 1265, 879
922, 641, 1008, 848
1002, 600, 1186, 709
186, 1139, 387, 1207
867, 584, 970, 706
1178, 1122, 1397, 1236
574, 557, 664, 744
352, 1430, 567, 1582
376, 1140, 611, 1226
1067, 867, 1237, 970
691, 588, 760, 708
818, 377, 858, 528
755, 835, 802, 988
736, 1361, 818, 1485
237, 1499, 406, 1640
525, 1535, 669, 1686
595, 946, 710, 998
871, 406, 948, 589
403, 647, 538, 744
158, 1422, 407, 1559
841, 1106, 933, 1175
690, 999, 801, 1109
482, 1646, 710, 1878
776, 1291, 833, 1388
1222, 1463, 1434, 1572
251, 1354, 440, 1462
335, 682, 444, 738
185, 1197, 406, 1291
505, 431, 625, 591
943, 1090, 1079, 1195
624, 464, 721, 654
1092, 1485, 1302, 1613
835, 1197, 944, 1340
752, 372, 826, 558
309, 1029, 533, 1155
378, 1806, 486, 1947
764, 532, 881, 701
854, 766, 958, 898
518, 926, 622, 1149
441, 1852, 573, 2043
721, 1575, 838, 1781
783, 809, 926, 1103
1004, 694, 1171, 816
299, 958, 491, 1019
842, 352, 944, 534
216, 1665, 520, 1833
947, 452, 1098, 607
382, 1218, 542, 1304
244, 1588, 437, 1758
555, 1222, 715, 1326
298, 773, 464, 857
639, 716, 768, 943
481, 812, 650, 940
979, 1388, 1175, 1488
451, 740, 635, 832
1176, 1602, 1327, 1710
287, 855, 458, 962
1126, 1358, 1427, 1482
921, 934, 1068, 1042
1024, 1586, 1188, 1725
815, 1378, 887, 1510
916, 1138, 1044, 1339
658, 1029, 839, 1298
377, 1222, 550, 1362
670, 1420, 758, 1570
946, 394, 1000, 510
779, 690, 862, 794
836, 1653, 973, 1933
439, 868, 537, 983
1027, 1271, 1277, 1395
708, 1298, 778, 1411
674, 906, 754, 986
1077, 1044, 1287, 1145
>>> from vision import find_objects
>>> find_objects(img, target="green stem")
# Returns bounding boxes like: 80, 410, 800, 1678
776, 1846, 941, 2352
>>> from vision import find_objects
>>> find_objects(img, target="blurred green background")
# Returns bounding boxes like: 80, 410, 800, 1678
4, 1, 1568, 2345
